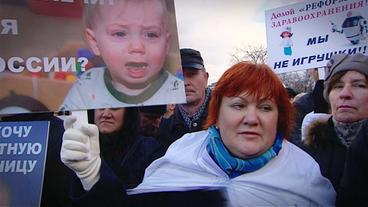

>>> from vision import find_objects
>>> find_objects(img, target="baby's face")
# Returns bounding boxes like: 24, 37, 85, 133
88, 0, 170, 89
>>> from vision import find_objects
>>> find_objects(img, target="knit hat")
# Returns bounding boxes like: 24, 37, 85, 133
323, 53, 368, 101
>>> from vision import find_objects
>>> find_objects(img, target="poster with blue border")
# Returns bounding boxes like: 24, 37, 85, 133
0, 121, 49, 207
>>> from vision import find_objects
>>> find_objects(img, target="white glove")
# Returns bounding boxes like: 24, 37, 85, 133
60, 116, 101, 191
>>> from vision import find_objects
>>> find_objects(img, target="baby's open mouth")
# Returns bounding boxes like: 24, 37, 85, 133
125, 62, 148, 68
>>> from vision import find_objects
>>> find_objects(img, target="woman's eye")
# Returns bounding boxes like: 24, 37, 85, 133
260, 105, 272, 112
353, 83, 367, 88
231, 103, 244, 110
332, 83, 344, 89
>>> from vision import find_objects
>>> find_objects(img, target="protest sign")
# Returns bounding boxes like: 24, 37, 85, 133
0, 0, 185, 113
0, 121, 49, 207
265, 0, 368, 73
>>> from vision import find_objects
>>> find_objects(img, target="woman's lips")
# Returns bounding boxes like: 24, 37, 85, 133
338, 105, 353, 109
239, 131, 260, 137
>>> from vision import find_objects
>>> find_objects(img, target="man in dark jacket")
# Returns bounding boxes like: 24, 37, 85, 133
158, 48, 211, 149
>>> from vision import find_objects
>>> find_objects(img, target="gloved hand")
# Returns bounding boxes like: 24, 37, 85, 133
60, 115, 101, 191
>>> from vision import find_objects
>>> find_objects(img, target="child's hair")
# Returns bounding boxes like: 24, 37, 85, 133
83, 0, 169, 30
280, 31, 293, 38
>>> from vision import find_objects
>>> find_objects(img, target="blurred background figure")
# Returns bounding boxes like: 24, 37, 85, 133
291, 68, 329, 144
158, 48, 211, 149
286, 87, 298, 102
292, 92, 306, 103
138, 105, 167, 139
163, 104, 176, 119
91, 107, 164, 188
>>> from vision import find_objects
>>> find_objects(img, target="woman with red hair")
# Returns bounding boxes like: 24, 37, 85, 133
60, 61, 335, 206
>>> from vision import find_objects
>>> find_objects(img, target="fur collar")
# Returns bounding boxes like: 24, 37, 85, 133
303, 118, 332, 147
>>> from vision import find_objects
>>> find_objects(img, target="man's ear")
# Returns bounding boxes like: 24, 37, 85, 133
204, 72, 209, 84
85, 28, 101, 56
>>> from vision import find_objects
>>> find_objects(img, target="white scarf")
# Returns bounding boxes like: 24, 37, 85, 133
128, 130, 336, 206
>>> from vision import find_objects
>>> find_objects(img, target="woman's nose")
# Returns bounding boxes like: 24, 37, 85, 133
242, 108, 259, 126
339, 85, 353, 99
101, 109, 112, 118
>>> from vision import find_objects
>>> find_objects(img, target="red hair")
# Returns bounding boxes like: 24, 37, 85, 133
204, 61, 295, 139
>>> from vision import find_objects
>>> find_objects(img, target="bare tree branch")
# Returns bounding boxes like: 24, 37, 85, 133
230, 45, 268, 64
229, 45, 313, 93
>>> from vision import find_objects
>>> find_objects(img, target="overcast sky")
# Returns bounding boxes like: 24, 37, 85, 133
174, 0, 304, 84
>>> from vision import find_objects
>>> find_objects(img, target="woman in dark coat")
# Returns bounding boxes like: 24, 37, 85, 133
301, 53, 368, 206
337, 119, 368, 206
88, 107, 164, 189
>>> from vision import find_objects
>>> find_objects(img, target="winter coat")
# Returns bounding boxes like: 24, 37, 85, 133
157, 100, 210, 149
300, 117, 347, 191
70, 130, 335, 207
337, 119, 368, 206
100, 135, 165, 189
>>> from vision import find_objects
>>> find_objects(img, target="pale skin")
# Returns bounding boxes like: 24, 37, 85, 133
181, 69, 209, 116
216, 93, 279, 159
329, 71, 368, 123
85, 0, 171, 96
94, 108, 125, 134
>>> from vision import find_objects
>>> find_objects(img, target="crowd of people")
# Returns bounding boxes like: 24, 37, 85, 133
1, 30, 368, 206
55, 49, 368, 206
60, 59, 336, 206
1, 47, 367, 206
2, 1, 368, 206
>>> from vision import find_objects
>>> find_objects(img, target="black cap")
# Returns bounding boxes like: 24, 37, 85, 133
180, 48, 205, 70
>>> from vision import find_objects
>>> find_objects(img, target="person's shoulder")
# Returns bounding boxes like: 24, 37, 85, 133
301, 112, 331, 142
166, 130, 208, 152
350, 119, 368, 150
302, 116, 332, 147
282, 140, 323, 172
133, 136, 165, 158
136, 136, 162, 149
293, 92, 312, 106
284, 140, 310, 155
78, 67, 105, 81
